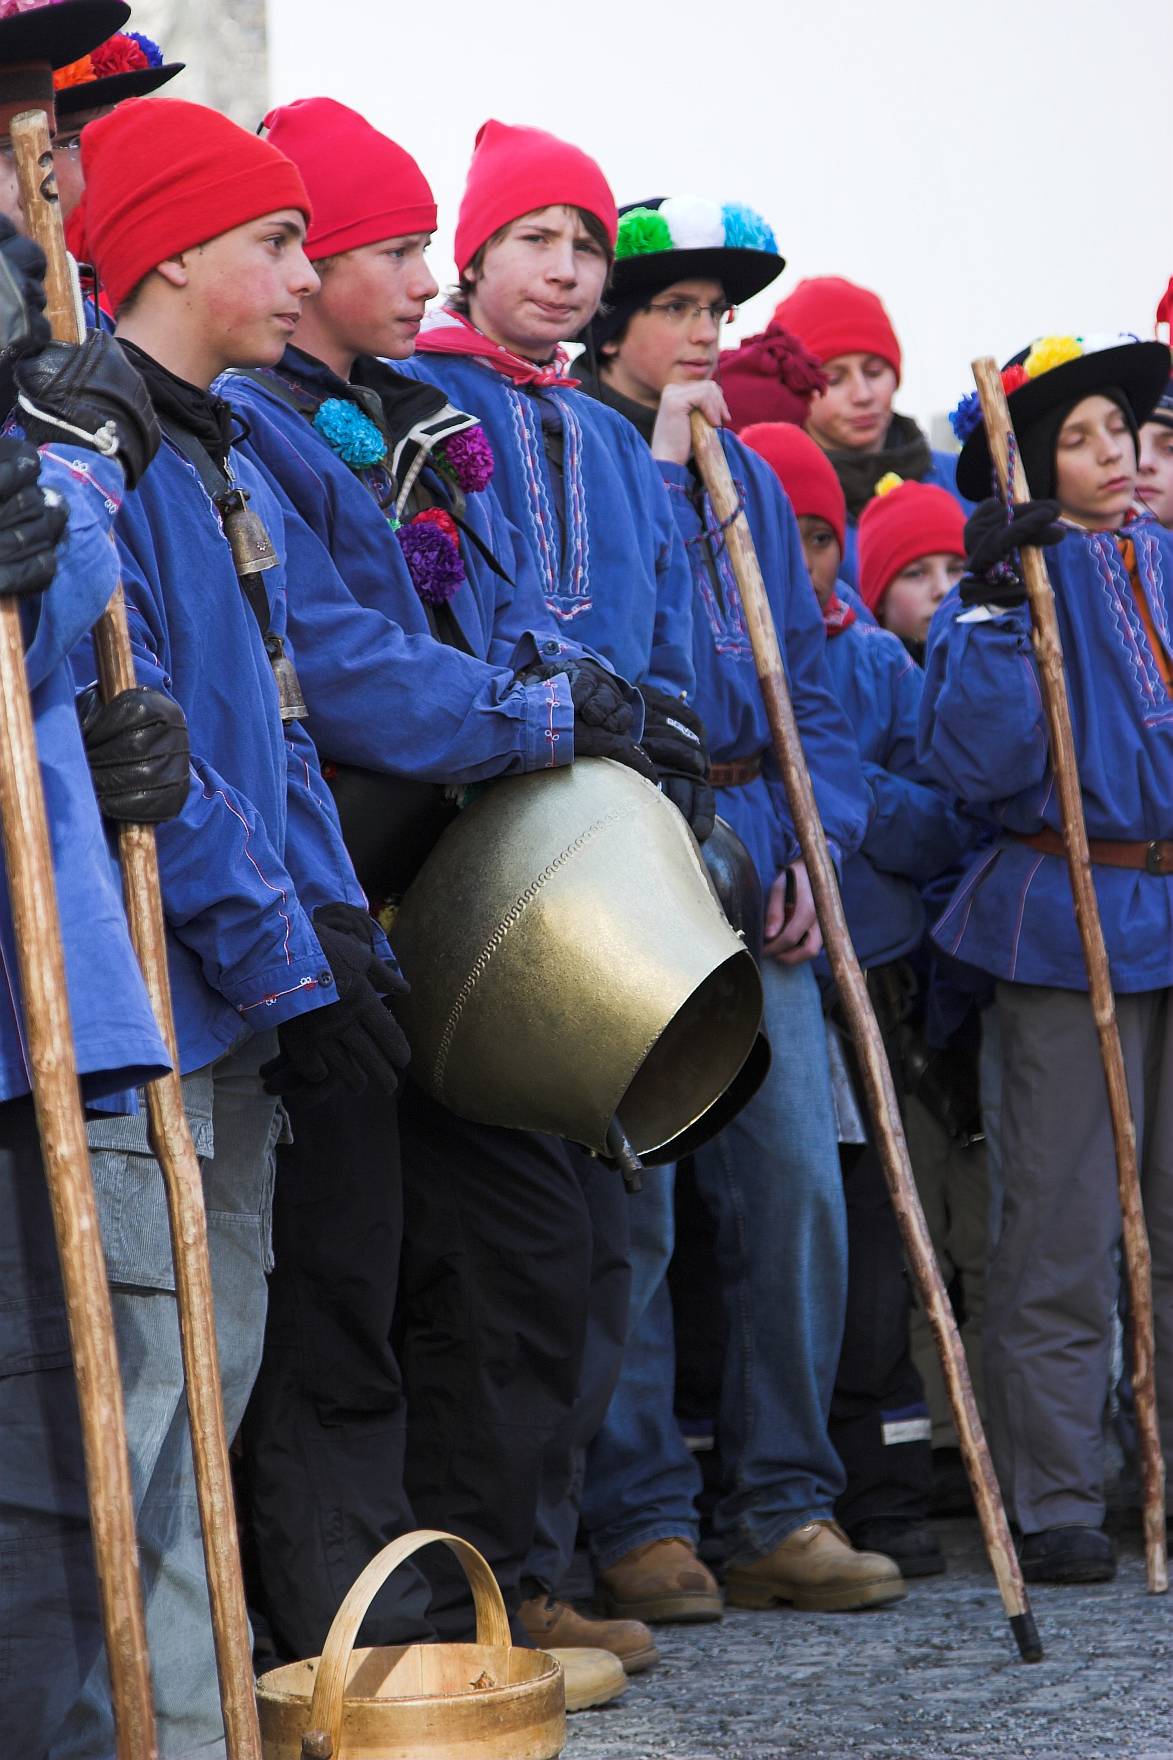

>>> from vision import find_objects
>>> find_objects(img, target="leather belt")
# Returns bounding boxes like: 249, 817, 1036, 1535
710, 754, 764, 790
1014, 827, 1173, 875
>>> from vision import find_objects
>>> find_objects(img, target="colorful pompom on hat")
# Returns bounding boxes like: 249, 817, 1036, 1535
453, 118, 618, 275
951, 334, 1171, 502
263, 97, 436, 260
772, 276, 902, 383
582, 194, 783, 352
53, 23, 182, 113
857, 475, 966, 614
740, 422, 846, 552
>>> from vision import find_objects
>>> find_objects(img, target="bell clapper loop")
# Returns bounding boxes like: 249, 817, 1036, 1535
605, 1116, 643, 1194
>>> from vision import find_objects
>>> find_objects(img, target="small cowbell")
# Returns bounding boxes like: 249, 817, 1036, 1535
216, 487, 309, 722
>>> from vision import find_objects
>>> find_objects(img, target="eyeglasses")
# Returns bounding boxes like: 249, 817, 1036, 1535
644, 298, 735, 328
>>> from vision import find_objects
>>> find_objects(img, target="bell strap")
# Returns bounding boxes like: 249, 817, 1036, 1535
1013, 827, 1173, 875
710, 754, 765, 790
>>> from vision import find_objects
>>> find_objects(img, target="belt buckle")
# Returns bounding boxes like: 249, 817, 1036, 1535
1145, 841, 1170, 876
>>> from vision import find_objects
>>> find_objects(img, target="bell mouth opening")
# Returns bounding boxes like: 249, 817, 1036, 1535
615, 949, 762, 1156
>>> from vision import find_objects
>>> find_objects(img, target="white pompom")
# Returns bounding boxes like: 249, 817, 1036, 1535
659, 195, 724, 251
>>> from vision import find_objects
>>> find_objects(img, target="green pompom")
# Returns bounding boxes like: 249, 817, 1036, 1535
614, 206, 673, 260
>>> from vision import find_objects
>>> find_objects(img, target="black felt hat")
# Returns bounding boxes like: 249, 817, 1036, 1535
956, 338, 1172, 501
0, 0, 129, 71
55, 51, 183, 115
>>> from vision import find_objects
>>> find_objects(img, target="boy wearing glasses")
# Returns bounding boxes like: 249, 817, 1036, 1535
574, 197, 895, 1619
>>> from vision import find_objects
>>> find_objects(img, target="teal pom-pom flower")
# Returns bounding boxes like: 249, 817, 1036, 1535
721, 203, 776, 253
313, 398, 387, 468
615, 206, 673, 261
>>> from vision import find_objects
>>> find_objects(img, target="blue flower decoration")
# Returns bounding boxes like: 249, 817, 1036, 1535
721, 202, 777, 254
313, 398, 387, 468
126, 31, 165, 67
950, 389, 983, 444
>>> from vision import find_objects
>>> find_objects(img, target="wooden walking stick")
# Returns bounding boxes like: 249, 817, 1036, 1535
12, 111, 266, 1753
972, 356, 1168, 1595
690, 409, 1044, 1662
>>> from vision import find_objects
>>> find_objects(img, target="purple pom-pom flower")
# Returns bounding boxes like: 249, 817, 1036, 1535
397, 519, 466, 605
126, 30, 164, 66
437, 424, 494, 493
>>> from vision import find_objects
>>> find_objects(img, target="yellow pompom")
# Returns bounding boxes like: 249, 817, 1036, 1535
874, 471, 904, 498
1023, 335, 1083, 379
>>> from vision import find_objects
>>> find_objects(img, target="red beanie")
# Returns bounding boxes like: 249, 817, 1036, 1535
719, 321, 827, 432
262, 97, 436, 260
771, 277, 902, 383
81, 96, 311, 312
741, 422, 846, 552
857, 480, 965, 613
453, 118, 617, 274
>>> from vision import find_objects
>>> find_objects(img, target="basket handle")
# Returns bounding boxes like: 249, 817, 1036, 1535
301, 1528, 512, 1759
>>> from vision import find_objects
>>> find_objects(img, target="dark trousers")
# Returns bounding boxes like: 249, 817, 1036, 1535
0, 1098, 103, 1752
397, 1082, 593, 1640
239, 1083, 433, 1665
522, 1141, 632, 1599
831, 1136, 932, 1532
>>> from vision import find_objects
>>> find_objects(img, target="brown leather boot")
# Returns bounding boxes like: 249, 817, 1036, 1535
596, 1537, 724, 1623
724, 1520, 906, 1612
518, 1595, 659, 1673
551, 1648, 629, 1713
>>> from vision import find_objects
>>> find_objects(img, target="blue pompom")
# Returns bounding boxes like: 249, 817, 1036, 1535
126, 31, 165, 67
950, 389, 983, 444
313, 398, 387, 468
721, 202, 777, 254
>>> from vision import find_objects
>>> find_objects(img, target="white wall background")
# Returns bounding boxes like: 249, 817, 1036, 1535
269, 0, 1172, 434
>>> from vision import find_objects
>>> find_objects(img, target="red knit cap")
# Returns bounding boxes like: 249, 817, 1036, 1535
771, 277, 902, 383
857, 480, 965, 613
453, 118, 618, 274
262, 97, 436, 261
741, 422, 846, 552
81, 96, 311, 312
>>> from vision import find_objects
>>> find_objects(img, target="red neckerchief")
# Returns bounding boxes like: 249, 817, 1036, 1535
416, 308, 579, 390
822, 590, 857, 638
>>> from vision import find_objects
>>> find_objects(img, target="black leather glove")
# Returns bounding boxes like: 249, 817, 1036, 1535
639, 684, 715, 841
0, 436, 68, 598
260, 903, 410, 1107
77, 684, 190, 823
958, 497, 1067, 608
0, 217, 51, 397
15, 332, 161, 489
520, 656, 658, 781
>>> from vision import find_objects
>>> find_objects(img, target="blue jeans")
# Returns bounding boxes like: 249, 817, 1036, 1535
585, 959, 848, 1567
53, 1033, 284, 1760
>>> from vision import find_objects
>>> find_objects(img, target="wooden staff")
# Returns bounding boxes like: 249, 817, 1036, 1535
12, 111, 266, 1753
972, 356, 1168, 1595
690, 409, 1043, 1662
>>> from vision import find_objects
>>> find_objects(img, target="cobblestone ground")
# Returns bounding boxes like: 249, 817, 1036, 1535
563, 1521, 1173, 1760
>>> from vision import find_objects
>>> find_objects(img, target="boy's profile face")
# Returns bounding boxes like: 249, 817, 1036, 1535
1138, 419, 1173, 527
806, 352, 896, 454
312, 234, 438, 362
1053, 393, 1137, 530
467, 206, 608, 359
166, 209, 320, 372
602, 276, 727, 409
879, 551, 964, 642
797, 513, 841, 605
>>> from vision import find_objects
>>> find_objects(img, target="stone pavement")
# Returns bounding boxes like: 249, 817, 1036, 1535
564, 1521, 1173, 1760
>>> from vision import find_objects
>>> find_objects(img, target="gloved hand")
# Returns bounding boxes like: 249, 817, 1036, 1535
0, 216, 51, 366
0, 436, 68, 598
77, 683, 190, 823
520, 656, 658, 781
15, 332, 161, 489
639, 684, 715, 842
260, 902, 410, 1107
958, 496, 1067, 608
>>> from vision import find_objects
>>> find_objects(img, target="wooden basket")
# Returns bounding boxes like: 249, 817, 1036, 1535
257, 1529, 565, 1760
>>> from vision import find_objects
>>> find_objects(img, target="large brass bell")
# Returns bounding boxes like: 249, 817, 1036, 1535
390, 759, 763, 1158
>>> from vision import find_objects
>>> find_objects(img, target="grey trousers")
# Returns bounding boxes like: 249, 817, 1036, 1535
987, 981, 1173, 1533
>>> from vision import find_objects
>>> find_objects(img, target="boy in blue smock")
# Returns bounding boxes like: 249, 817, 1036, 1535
921, 331, 1173, 1585
214, 98, 653, 1706
49, 99, 408, 1758
575, 195, 904, 1619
